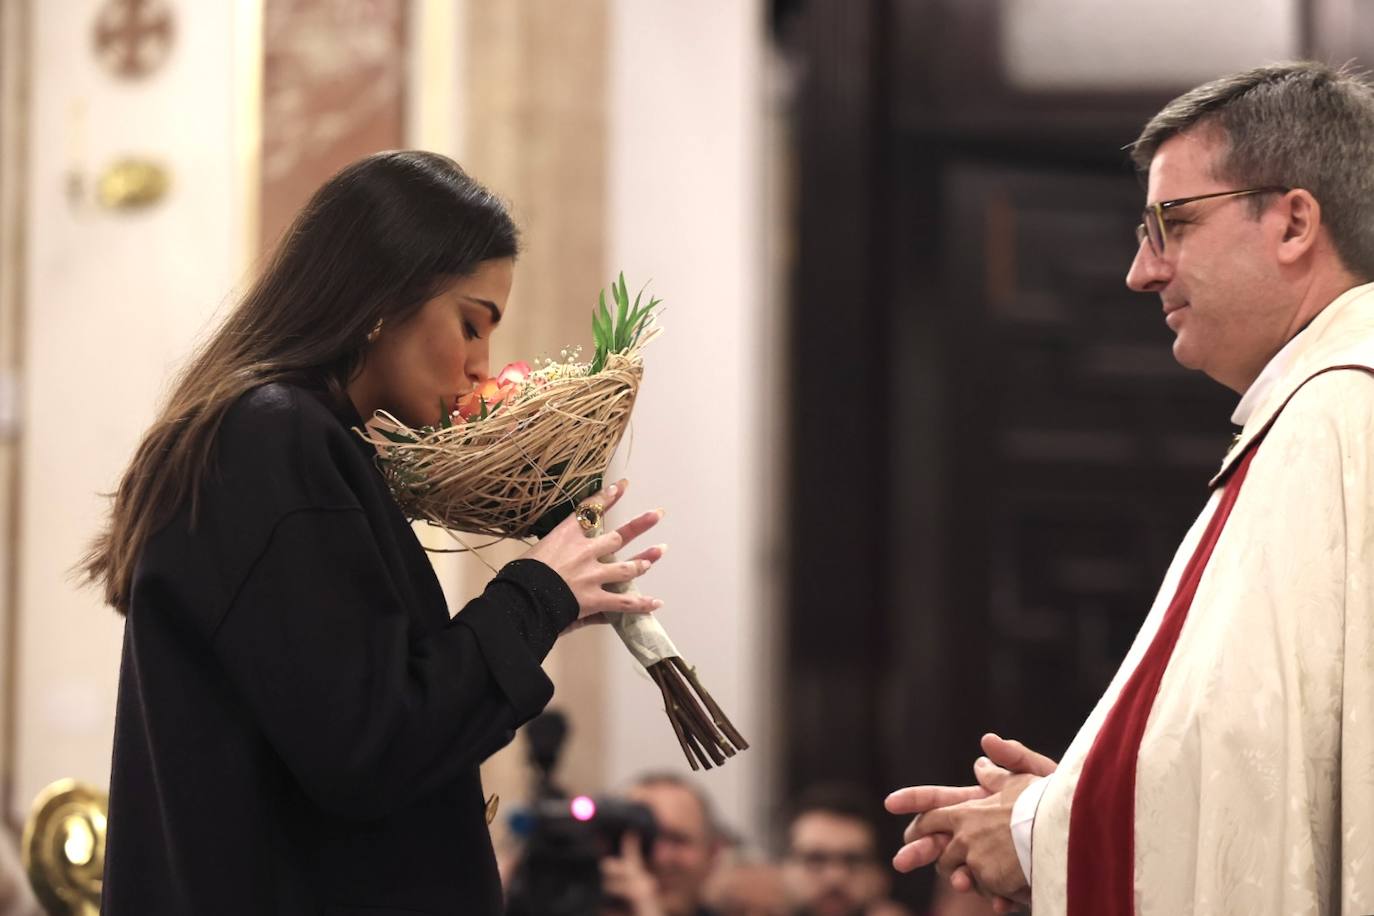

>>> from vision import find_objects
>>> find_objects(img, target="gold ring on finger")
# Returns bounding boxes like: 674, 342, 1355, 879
575, 501, 605, 532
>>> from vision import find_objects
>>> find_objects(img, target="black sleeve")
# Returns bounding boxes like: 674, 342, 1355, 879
211, 506, 577, 821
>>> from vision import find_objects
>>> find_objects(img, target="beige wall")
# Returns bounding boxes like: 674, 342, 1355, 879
603, 0, 777, 845
10, 0, 260, 819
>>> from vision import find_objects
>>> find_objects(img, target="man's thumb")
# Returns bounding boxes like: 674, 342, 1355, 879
982, 733, 1058, 777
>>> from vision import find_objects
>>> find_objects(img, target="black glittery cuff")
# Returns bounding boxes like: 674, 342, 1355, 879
483, 559, 579, 659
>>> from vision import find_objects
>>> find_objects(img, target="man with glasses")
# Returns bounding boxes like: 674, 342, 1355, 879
782, 785, 908, 916
886, 61, 1374, 915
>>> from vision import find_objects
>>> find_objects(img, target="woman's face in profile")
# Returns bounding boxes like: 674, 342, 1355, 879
357, 257, 514, 428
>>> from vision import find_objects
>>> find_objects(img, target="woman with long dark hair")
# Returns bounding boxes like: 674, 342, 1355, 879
84, 151, 666, 914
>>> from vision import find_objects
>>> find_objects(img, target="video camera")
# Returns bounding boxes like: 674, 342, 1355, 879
505, 794, 658, 916
505, 712, 659, 915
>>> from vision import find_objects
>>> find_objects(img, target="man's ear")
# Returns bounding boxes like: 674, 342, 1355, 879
1275, 189, 1322, 266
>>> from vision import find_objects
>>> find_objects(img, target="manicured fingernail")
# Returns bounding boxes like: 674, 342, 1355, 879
976, 756, 991, 767
655, 543, 669, 556
655, 507, 666, 518
607, 484, 619, 498
650, 599, 664, 609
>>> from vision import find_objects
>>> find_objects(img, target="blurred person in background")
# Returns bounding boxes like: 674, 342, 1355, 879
602, 772, 725, 916
783, 785, 910, 916
708, 860, 788, 916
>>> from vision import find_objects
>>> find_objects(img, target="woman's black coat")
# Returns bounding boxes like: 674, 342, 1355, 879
101, 382, 577, 915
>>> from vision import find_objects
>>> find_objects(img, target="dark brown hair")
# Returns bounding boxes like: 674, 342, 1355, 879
785, 782, 876, 838
82, 151, 518, 612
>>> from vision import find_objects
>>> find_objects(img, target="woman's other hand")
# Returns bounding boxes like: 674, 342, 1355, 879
520, 479, 666, 627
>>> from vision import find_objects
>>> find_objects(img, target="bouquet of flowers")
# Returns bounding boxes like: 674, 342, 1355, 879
356, 275, 747, 770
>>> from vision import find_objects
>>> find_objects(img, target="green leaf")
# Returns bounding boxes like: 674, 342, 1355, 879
622, 294, 658, 349
598, 289, 613, 330
438, 398, 453, 429
616, 273, 632, 349
377, 429, 419, 445
594, 290, 609, 340
615, 273, 630, 344
595, 291, 614, 356
626, 300, 650, 331
586, 272, 663, 371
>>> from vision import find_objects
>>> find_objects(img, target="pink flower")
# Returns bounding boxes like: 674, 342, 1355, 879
497, 361, 532, 385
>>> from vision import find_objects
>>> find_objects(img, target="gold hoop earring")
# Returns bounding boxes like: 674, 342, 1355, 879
366, 320, 383, 344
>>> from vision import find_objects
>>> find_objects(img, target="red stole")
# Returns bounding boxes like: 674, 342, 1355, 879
1065, 444, 1260, 915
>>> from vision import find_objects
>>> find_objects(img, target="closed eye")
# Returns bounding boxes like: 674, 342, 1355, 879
457, 294, 499, 340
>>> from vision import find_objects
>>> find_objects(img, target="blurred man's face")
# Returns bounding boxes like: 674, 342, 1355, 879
783, 812, 883, 916
629, 782, 720, 915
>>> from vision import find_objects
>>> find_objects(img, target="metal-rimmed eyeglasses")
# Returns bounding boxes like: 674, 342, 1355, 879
1135, 186, 1289, 256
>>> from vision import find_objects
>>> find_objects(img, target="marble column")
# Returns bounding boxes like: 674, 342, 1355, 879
260, 0, 407, 253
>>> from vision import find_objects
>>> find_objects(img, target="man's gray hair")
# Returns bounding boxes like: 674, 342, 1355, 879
628, 771, 723, 840
1131, 61, 1374, 280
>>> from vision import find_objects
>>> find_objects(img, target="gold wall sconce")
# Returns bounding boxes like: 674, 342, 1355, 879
96, 158, 170, 211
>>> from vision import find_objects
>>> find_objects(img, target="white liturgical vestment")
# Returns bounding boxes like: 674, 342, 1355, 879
1023, 282, 1374, 916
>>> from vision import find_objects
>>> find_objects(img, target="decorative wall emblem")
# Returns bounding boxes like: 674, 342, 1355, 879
93, 0, 175, 80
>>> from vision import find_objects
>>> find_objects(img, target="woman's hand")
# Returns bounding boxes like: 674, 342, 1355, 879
520, 479, 666, 626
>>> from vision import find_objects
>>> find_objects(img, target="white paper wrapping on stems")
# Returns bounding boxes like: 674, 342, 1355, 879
609, 610, 681, 669
585, 509, 681, 668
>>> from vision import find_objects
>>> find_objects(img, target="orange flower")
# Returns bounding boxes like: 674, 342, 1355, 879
457, 373, 521, 420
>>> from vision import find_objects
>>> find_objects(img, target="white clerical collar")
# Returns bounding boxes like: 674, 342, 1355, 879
1232, 323, 1314, 426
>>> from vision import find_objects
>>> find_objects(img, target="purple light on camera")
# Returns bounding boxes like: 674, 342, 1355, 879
570, 796, 596, 821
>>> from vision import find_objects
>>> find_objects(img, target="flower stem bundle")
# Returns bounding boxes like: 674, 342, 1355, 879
579, 513, 749, 772
356, 274, 748, 770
